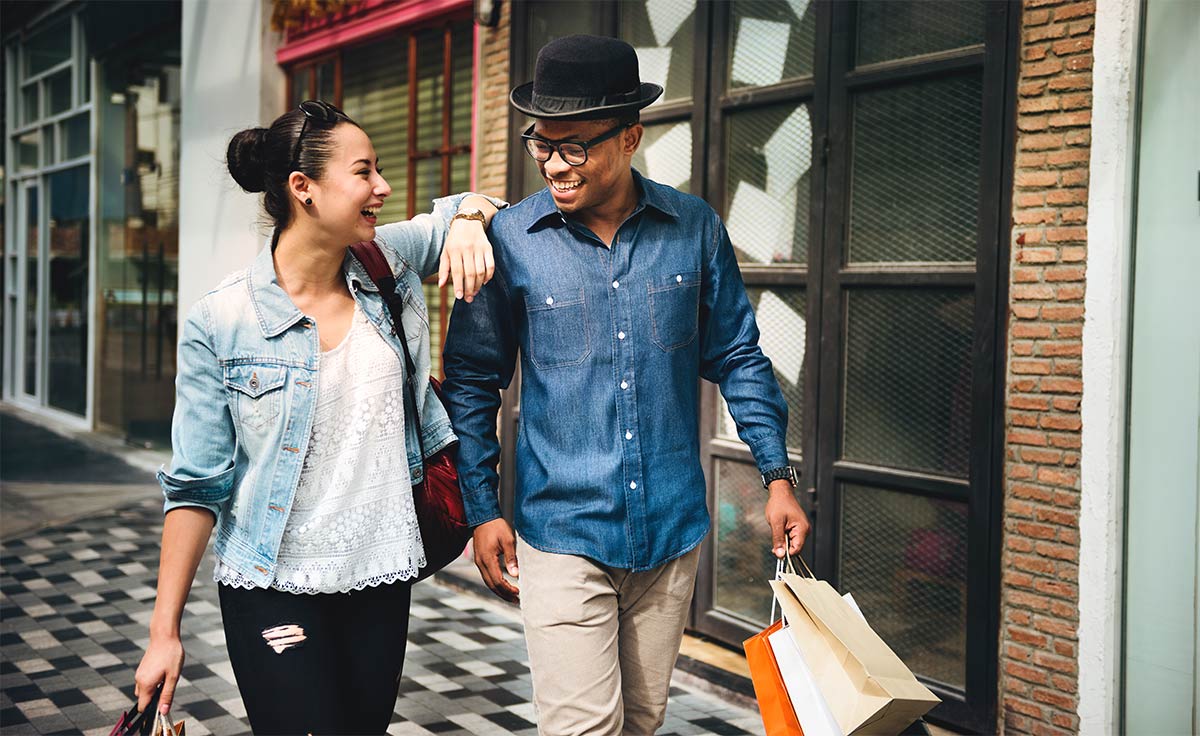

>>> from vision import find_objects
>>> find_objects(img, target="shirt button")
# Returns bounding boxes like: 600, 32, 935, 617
618, 331, 626, 340
630, 481, 637, 490
676, 274, 683, 283
625, 431, 633, 440
546, 296, 554, 305
620, 380, 628, 390
612, 280, 620, 289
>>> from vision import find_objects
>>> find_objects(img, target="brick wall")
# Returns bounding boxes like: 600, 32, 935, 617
474, 2, 512, 199
1001, 1, 1095, 733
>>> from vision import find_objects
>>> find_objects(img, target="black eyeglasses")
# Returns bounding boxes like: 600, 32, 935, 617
521, 123, 631, 166
289, 100, 344, 172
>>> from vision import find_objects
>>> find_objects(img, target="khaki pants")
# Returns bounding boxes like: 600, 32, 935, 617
517, 537, 702, 736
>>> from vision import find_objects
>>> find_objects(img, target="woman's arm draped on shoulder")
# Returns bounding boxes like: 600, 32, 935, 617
373, 193, 507, 288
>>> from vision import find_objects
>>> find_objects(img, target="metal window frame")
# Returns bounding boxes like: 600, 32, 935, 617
3, 9, 96, 431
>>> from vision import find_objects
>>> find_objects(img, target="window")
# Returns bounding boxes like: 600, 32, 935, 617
285, 16, 474, 375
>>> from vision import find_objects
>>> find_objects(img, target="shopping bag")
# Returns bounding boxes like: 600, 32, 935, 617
744, 616, 804, 736
770, 561, 940, 735
152, 710, 185, 736
767, 624, 842, 736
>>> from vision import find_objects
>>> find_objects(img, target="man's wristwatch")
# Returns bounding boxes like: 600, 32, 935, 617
761, 465, 798, 490
451, 207, 486, 226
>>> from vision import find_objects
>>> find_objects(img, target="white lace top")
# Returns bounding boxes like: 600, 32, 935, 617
214, 303, 426, 593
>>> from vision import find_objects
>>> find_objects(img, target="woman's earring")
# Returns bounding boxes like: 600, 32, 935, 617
304, 197, 313, 206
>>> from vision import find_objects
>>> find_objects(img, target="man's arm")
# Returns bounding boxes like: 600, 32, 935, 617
442, 270, 522, 600
698, 216, 810, 557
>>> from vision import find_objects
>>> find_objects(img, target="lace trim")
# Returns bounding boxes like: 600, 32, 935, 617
214, 304, 425, 595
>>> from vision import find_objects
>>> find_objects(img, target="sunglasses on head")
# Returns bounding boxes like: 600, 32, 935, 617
289, 99, 345, 172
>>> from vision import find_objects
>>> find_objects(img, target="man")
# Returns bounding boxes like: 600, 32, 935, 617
442, 35, 809, 735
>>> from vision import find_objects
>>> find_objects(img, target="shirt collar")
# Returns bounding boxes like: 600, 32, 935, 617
524, 168, 679, 233
248, 241, 381, 338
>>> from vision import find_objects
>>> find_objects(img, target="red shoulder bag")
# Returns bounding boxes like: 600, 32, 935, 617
349, 241, 471, 581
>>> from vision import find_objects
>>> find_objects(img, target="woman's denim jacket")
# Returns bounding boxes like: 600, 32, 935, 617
157, 194, 503, 588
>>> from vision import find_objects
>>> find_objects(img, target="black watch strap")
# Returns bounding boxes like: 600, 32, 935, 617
761, 465, 797, 489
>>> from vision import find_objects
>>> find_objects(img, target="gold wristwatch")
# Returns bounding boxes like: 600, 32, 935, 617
451, 207, 486, 226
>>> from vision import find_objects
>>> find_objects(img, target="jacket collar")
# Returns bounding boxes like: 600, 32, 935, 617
525, 168, 679, 233
248, 242, 385, 339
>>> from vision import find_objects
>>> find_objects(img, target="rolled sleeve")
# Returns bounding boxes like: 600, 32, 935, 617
160, 300, 237, 518
699, 216, 791, 475
374, 192, 508, 280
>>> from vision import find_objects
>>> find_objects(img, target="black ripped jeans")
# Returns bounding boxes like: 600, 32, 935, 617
217, 580, 412, 735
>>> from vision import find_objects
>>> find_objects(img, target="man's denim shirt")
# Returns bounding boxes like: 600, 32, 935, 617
158, 194, 502, 588
443, 171, 789, 572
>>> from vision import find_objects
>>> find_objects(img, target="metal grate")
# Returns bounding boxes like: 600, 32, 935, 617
719, 287, 806, 454
839, 484, 968, 689
848, 74, 982, 264
713, 458, 779, 625
856, 0, 987, 67
727, 0, 817, 90
842, 289, 974, 477
621, 0, 697, 105
633, 121, 694, 193
724, 103, 813, 265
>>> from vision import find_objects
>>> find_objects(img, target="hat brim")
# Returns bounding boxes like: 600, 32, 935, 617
509, 82, 664, 120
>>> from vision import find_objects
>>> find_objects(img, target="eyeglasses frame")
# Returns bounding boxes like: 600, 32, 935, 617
521, 122, 633, 166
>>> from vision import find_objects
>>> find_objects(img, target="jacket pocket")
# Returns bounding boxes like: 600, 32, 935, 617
524, 288, 590, 369
648, 270, 701, 352
224, 363, 288, 432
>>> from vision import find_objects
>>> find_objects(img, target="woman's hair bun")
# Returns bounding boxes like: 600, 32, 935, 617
226, 127, 270, 193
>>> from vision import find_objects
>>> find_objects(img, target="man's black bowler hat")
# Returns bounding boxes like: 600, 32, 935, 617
510, 34, 663, 120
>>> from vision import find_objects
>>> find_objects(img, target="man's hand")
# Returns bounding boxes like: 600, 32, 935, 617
472, 518, 520, 603
765, 481, 809, 558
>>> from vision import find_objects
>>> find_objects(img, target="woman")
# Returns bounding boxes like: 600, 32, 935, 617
133, 100, 502, 734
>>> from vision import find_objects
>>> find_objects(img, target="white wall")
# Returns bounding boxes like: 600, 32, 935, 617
179, 0, 284, 316
1078, 0, 1140, 732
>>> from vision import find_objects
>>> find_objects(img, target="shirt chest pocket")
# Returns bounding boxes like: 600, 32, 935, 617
524, 288, 590, 370
647, 271, 701, 352
224, 364, 288, 432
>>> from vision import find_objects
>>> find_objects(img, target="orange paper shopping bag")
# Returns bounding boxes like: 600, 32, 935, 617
745, 618, 804, 736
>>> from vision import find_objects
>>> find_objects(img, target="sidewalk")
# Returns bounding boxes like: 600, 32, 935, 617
0, 411, 766, 735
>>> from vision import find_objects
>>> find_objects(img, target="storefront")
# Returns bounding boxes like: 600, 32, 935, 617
3, 1, 181, 445
496, 2, 1017, 730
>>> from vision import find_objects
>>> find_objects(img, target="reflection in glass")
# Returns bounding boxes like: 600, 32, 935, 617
25, 18, 72, 76
843, 289, 974, 477
724, 103, 812, 264
64, 114, 89, 159
620, 0, 696, 104
343, 37, 410, 225
290, 67, 311, 107
840, 485, 968, 688
25, 187, 40, 396
714, 459, 778, 624
848, 74, 982, 263
728, 0, 816, 89
856, 1, 986, 66
23, 84, 40, 126
632, 122, 692, 192
18, 130, 40, 171
97, 63, 180, 443
719, 287, 806, 453
48, 166, 90, 415
48, 70, 73, 115
315, 60, 335, 103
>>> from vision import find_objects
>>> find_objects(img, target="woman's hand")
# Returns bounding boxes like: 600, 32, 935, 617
439, 196, 500, 303
134, 633, 185, 715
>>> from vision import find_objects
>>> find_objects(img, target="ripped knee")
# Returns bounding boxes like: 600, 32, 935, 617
260, 623, 307, 653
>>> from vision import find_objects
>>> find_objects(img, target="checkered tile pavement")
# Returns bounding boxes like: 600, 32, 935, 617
1, 498, 765, 735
